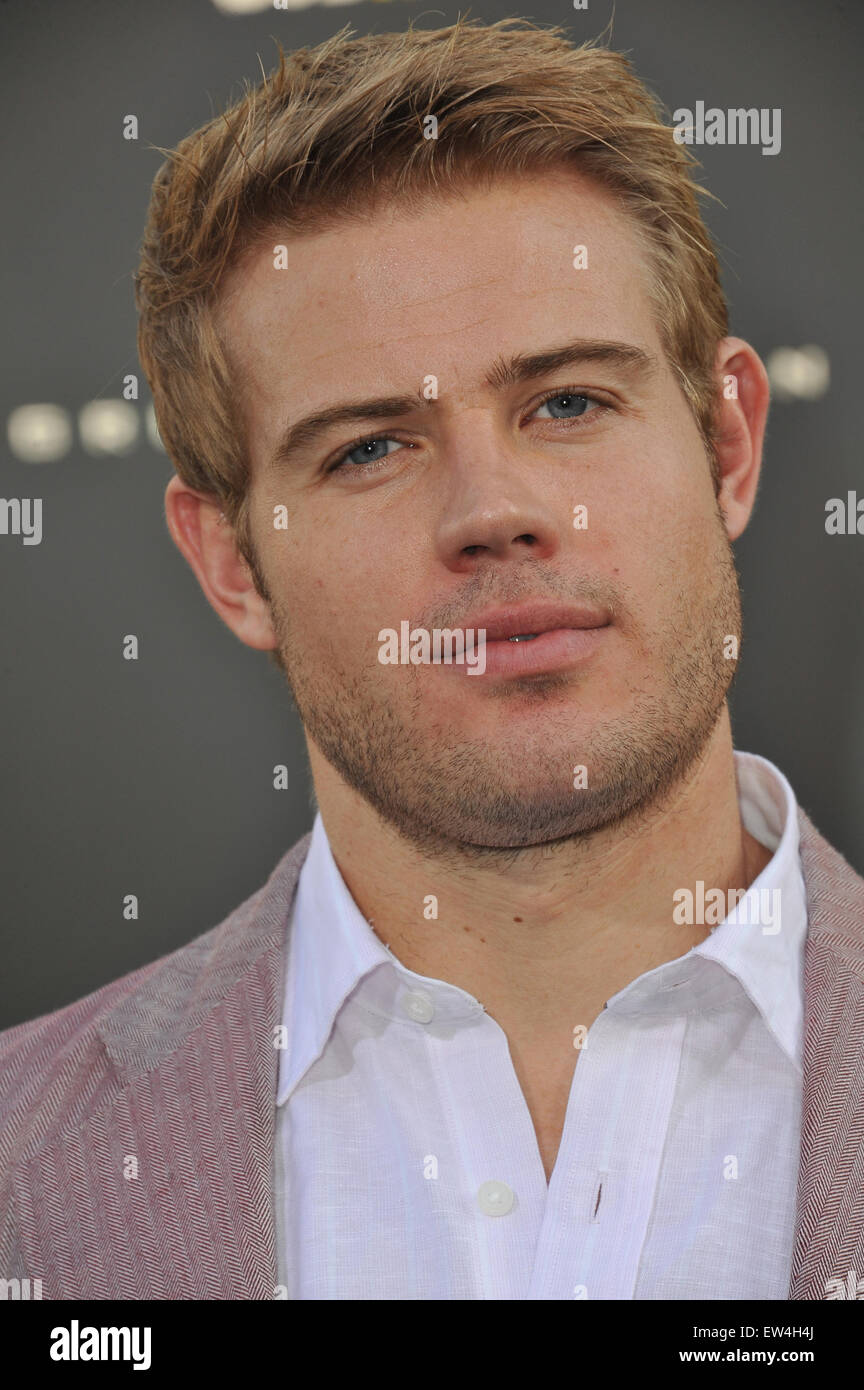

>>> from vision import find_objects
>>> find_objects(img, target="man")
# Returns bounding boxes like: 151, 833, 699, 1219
2, 18, 863, 1301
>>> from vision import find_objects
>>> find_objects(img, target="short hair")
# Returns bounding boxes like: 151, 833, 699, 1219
135, 17, 728, 576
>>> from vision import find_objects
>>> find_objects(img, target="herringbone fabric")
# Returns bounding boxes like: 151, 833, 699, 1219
1, 810, 862, 1299
789, 813, 864, 1299
0, 835, 310, 1299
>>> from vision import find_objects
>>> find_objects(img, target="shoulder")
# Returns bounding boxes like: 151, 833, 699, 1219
797, 806, 864, 968
0, 831, 312, 1172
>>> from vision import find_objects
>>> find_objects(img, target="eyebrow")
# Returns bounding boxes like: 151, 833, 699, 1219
268, 338, 659, 471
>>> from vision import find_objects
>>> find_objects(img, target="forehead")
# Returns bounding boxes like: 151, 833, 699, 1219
217, 169, 663, 446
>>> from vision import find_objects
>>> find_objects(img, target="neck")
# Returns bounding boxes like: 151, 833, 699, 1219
307, 706, 772, 1044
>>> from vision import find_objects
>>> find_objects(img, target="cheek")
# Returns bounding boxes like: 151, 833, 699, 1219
581, 446, 713, 619
263, 512, 400, 659
621, 427, 714, 545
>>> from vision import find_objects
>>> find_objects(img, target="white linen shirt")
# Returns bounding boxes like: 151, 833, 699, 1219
274, 751, 807, 1300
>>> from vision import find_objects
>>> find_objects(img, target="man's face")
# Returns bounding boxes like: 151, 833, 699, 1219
218, 168, 741, 853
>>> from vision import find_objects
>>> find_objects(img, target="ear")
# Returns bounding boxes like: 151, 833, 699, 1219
164, 475, 277, 651
710, 337, 771, 541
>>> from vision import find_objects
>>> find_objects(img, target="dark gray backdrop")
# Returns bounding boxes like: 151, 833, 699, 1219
1, 0, 861, 1028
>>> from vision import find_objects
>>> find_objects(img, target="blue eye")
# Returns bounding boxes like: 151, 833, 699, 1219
534, 393, 598, 420
332, 436, 404, 472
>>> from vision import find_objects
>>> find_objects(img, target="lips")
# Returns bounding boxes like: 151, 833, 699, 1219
434, 600, 611, 679
463, 602, 610, 643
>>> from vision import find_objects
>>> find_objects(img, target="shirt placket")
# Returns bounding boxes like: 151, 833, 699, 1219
528, 1004, 687, 1300
423, 998, 551, 1298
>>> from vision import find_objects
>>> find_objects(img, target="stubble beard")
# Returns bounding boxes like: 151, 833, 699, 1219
258, 507, 742, 864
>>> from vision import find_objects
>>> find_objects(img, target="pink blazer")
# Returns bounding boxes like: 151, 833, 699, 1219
2, 811, 863, 1299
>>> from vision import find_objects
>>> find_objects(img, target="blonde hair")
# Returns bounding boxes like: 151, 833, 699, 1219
135, 17, 728, 576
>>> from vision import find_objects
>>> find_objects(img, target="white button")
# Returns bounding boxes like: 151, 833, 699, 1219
401, 991, 435, 1023
477, 1180, 514, 1216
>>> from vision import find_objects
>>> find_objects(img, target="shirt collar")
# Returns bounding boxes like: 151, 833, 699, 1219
277, 750, 807, 1103
604, 751, 807, 1071
693, 750, 807, 1070
276, 812, 391, 1105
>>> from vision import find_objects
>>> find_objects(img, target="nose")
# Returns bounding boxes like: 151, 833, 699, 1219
434, 421, 563, 574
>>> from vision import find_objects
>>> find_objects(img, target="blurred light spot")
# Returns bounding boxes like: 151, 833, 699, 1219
766, 345, 830, 401
211, 0, 292, 12
7, 403, 74, 462
79, 400, 140, 456
212, 0, 380, 10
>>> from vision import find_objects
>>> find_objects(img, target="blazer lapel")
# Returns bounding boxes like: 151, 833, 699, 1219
789, 810, 864, 1299
67, 832, 313, 1299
